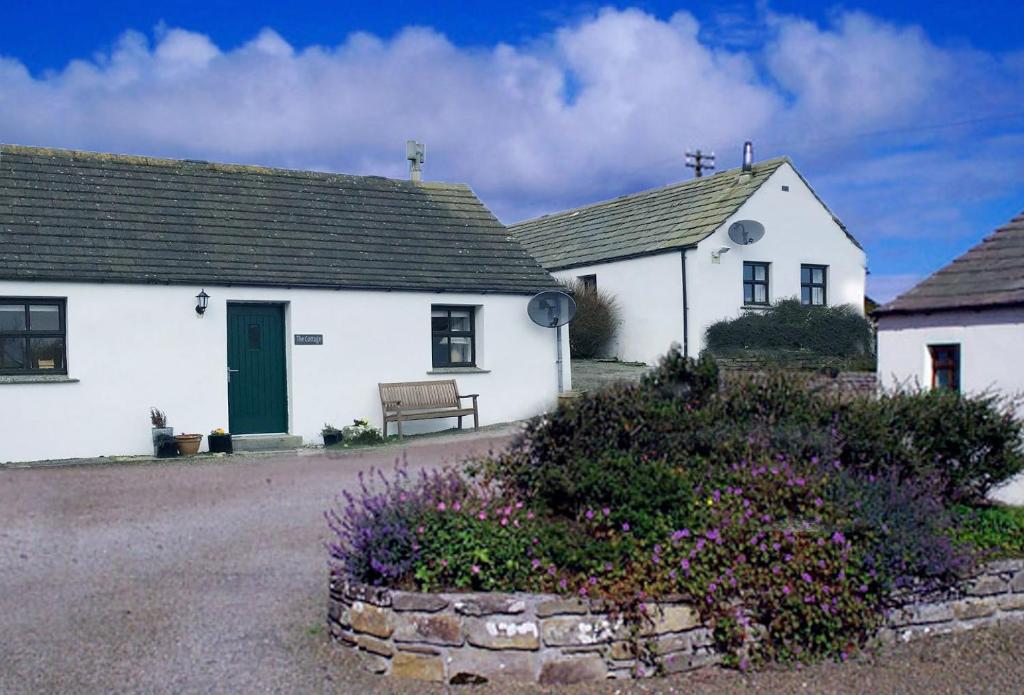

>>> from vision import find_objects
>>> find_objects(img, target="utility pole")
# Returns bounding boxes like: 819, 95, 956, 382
685, 149, 715, 178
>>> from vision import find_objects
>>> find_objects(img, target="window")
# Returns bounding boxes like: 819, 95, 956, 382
578, 274, 597, 293
0, 298, 67, 375
431, 305, 476, 368
743, 262, 770, 305
801, 265, 828, 306
929, 344, 960, 391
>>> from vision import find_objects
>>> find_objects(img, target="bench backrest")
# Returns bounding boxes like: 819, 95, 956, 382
379, 380, 460, 410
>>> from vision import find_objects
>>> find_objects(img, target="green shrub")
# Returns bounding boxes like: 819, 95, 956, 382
951, 504, 1024, 558
561, 279, 621, 358
705, 299, 873, 358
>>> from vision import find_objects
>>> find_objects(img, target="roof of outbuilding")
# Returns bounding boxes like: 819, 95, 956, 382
0, 144, 558, 294
876, 211, 1024, 315
510, 157, 857, 270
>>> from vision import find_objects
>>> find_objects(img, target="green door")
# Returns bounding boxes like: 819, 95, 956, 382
227, 304, 288, 434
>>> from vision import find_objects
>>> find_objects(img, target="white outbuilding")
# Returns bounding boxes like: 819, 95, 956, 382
876, 211, 1024, 504
510, 150, 867, 365
0, 144, 569, 463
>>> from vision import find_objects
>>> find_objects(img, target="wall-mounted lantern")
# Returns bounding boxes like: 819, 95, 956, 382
195, 289, 210, 316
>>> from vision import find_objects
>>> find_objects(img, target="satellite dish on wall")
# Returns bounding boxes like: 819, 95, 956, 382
528, 290, 576, 395
727, 220, 766, 245
528, 290, 576, 328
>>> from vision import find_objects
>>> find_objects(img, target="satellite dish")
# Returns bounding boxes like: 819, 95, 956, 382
528, 290, 576, 328
727, 220, 766, 245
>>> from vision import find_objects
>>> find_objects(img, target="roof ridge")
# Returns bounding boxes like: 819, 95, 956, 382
509, 156, 791, 228
0, 142, 469, 189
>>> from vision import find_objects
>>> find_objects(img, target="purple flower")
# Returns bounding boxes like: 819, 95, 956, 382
585, 509, 595, 520
471, 564, 480, 575
832, 531, 846, 544
782, 585, 792, 595
680, 558, 691, 570
602, 507, 611, 517
437, 502, 447, 511
531, 558, 541, 570
621, 522, 631, 532
801, 572, 813, 583
558, 578, 568, 590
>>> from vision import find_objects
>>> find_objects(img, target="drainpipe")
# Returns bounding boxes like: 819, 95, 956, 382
680, 248, 690, 357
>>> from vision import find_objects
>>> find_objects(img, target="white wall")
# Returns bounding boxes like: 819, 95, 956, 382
551, 252, 684, 366
549, 162, 866, 365
687, 162, 867, 354
877, 307, 1024, 505
0, 281, 570, 462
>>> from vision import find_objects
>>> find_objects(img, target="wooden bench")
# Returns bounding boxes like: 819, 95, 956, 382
378, 379, 479, 439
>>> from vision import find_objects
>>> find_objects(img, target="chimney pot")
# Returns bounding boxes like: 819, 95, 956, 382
742, 141, 753, 172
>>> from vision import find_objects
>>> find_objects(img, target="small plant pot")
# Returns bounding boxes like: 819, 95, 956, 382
208, 433, 233, 454
155, 440, 180, 458
152, 427, 174, 446
175, 434, 203, 456
323, 431, 343, 447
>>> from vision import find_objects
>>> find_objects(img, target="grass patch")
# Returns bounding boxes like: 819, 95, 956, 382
952, 505, 1024, 558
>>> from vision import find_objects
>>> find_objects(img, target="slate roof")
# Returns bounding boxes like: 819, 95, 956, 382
0, 144, 558, 294
510, 157, 860, 270
877, 211, 1024, 315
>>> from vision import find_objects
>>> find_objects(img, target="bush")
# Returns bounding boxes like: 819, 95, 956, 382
561, 279, 621, 358
705, 299, 873, 358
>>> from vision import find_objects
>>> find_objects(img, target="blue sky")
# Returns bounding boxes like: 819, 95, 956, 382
2, 1, 1023, 301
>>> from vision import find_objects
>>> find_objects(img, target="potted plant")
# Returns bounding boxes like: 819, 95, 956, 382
150, 407, 176, 457
208, 427, 233, 454
322, 423, 342, 447
340, 417, 383, 446
175, 433, 203, 456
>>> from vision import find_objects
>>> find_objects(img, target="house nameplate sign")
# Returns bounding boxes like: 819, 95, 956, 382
294, 334, 324, 345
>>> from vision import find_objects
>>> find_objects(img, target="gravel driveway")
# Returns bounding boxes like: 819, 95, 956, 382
2, 431, 1022, 694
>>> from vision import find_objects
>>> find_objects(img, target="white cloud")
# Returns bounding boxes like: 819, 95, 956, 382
0, 7, 1021, 273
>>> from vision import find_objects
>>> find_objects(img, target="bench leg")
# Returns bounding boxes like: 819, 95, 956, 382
458, 416, 463, 430
473, 410, 479, 431
397, 418, 403, 440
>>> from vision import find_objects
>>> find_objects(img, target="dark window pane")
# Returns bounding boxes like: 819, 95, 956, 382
744, 285, 753, 304
801, 267, 810, 284
29, 305, 60, 331
248, 324, 261, 349
0, 304, 26, 331
801, 287, 811, 304
743, 264, 752, 281
432, 336, 449, 366
431, 310, 449, 332
0, 337, 26, 369
29, 337, 64, 370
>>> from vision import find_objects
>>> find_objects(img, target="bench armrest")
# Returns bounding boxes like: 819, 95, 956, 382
457, 393, 480, 399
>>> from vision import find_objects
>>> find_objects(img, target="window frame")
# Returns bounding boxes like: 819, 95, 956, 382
430, 304, 477, 368
801, 264, 828, 306
0, 297, 68, 376
929, 344, 960, 391
743, 262, 771, 306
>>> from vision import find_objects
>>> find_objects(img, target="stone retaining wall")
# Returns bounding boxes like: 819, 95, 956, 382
327, 559, 1024, 685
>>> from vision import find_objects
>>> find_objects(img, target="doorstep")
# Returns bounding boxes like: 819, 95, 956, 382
231, 433, 304, 453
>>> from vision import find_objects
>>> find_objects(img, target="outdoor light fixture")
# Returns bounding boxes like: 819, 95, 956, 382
195, 289, 210, 316
711, 246, 732, 263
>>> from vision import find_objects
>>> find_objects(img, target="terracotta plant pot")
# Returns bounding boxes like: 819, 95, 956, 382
175, 433, 203, 456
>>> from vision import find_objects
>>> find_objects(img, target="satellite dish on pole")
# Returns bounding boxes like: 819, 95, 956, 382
528, 290, 577, 394
727, 220, 766, 245
528, 291, 576, 328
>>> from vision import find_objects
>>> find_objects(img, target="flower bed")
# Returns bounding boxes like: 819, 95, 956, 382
327, 559, 1024, 684
326, 349, 1024, 681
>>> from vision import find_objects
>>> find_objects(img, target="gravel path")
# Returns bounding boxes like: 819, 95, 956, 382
2, 430, 1022, 694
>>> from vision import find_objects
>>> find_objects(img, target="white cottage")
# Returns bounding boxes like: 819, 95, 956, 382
511, 152, 867, 365
0, 145, 569, 463
875, 211, 1024, 504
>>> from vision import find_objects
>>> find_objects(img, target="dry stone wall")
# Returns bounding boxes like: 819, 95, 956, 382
328, 559, 1024, 684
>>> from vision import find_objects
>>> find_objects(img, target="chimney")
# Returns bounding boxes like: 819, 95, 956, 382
742, 141, 753, 172
406, 140, 425, 182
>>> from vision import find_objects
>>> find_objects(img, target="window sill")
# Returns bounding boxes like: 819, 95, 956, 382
0, 374, 79, 385
427, 367, 491, 375
741, 304, 771, 311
